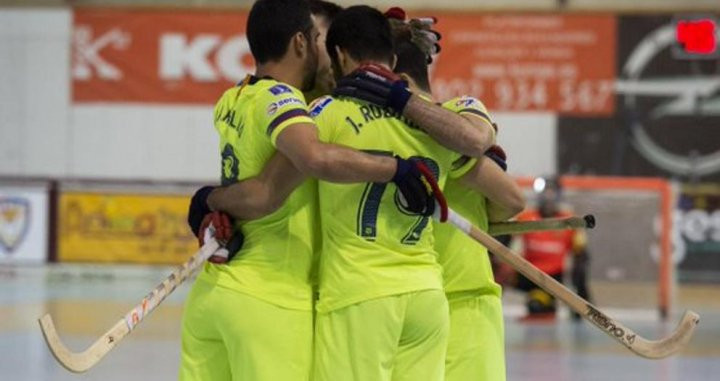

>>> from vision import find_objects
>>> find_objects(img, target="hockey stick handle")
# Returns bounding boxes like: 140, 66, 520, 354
487, 215, 595, 236
442, 208, 698, 359
39, 237, 220, 373
123, 237, 220, 332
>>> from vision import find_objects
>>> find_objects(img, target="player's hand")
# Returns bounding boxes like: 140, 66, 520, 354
333, 64, 412, 113
485, 145, 507, 172
198, 211, 244, 264
393, 157, 448, 221
198, 211, 233, 246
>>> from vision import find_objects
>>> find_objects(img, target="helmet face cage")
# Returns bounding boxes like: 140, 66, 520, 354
535, 176, 562, 217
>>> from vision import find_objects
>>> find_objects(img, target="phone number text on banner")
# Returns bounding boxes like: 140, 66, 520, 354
431, 14, 617, 115
58, 192, 197, 264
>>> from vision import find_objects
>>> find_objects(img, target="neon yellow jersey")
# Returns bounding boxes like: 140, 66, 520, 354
310, 95, 462, 313
434, 96, 501, 296
197, 76, 319, 311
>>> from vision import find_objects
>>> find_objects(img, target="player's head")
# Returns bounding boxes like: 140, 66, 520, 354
534, 175, 563, 217
326, 6, 395, 79
305, 0, 343, 100
392, 37, 432, 94
247, 0, 319, 91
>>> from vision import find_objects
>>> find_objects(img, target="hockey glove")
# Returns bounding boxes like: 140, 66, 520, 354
393, 157, 448, 221
333, 64, 412, 113
198, 211, 233, 246
385, 7, 442, 63
198, 211, 244, 264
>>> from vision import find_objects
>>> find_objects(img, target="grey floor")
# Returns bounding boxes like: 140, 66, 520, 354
1, 264, 719, 381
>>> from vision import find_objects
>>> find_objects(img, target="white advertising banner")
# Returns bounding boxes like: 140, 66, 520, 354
0, 184, 49, 264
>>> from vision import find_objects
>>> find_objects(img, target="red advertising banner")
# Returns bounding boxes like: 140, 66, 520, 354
431, 14, 617, 115
73, 8, 249, 103
73, 9, 616, 115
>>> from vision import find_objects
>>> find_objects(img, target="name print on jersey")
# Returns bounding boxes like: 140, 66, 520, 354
344, 104, 421, 134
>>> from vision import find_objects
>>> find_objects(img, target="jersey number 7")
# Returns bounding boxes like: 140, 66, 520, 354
356, 153, 440, 245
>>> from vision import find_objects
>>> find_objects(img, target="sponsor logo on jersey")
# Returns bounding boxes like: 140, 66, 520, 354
268, 84, 293, 96
267, 97, 305, 115
0, 197, 30, 254
309, 97, 333, 117
455, 96, 478, 108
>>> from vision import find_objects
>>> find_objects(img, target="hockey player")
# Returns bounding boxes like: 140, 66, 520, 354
387, 10, 525, 380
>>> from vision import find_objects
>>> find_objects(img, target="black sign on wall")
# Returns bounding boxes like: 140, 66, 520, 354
558, 15, 720, 182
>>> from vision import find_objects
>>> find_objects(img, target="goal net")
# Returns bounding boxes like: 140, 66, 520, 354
515, 176, 674, 319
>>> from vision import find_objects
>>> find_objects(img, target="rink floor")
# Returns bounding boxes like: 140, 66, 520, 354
1, 264, 719, 381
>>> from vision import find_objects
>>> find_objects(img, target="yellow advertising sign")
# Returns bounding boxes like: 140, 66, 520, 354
58, 192, 197, 264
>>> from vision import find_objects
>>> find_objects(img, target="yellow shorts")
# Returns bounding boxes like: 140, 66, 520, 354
445, 291, 506, 381
178, 279, 312, 381
313, 289, 449, 381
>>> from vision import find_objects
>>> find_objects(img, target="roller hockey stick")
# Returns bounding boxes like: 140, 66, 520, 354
442, 208, 699, 359
488, 214, 595, 236
38, 234, 221, 373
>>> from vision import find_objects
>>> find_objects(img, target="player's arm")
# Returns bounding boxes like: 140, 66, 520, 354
458, 156, 525, 222
333, 64, 494, 157
207, 153, 306, 220
275, 122, 396, 183
402, 95, 495, 157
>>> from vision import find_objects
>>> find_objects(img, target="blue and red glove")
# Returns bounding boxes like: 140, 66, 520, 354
188, 186, 243, 264
333, 64, 412, 113
393, 157, 448, 221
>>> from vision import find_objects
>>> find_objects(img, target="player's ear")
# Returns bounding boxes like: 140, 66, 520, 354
292, 32, 307, 59
335, 46, 351, 76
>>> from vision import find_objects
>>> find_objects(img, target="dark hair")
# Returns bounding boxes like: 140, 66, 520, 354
308, 0, 343, 23
247, 0, 314, 64
394, 39, 431, 93
326, 6, 394, 67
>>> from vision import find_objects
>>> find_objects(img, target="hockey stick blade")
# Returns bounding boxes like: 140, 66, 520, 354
39, 237, 221, 373
444, 208, 699, 359
488, 214, 596, 236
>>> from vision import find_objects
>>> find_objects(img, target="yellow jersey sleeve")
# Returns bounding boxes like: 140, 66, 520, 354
254, 83, 315, 147
442, 95, 495, 130
441, 96, 496, 179
309, 95, 338, 143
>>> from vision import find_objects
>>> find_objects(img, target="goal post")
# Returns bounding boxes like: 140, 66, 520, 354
515, 176, 675, 320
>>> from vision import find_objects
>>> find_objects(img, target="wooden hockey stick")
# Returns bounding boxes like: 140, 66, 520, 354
443, 208, 699, 359
39, 237, 221, 373
488, 214, 595, 236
